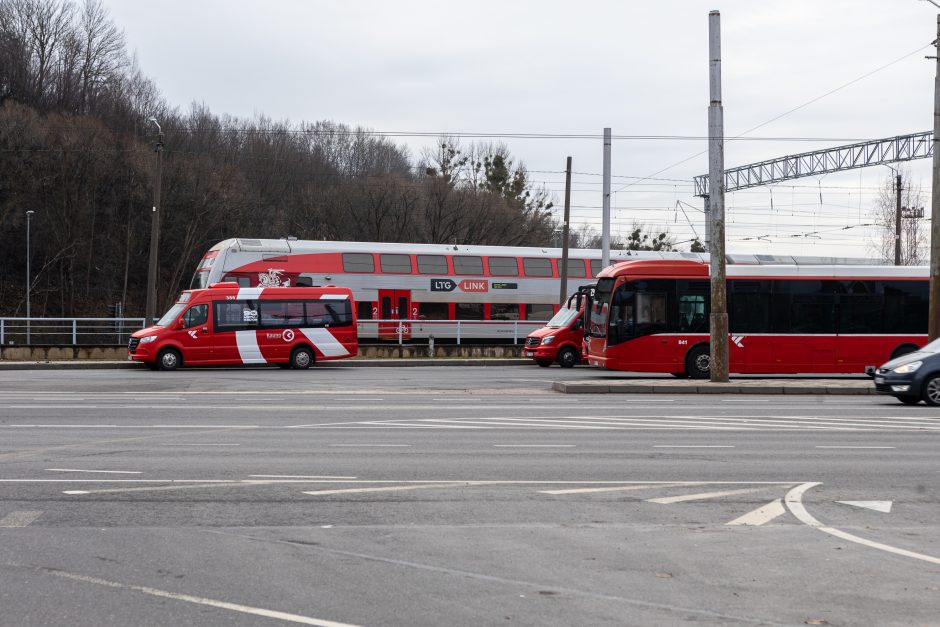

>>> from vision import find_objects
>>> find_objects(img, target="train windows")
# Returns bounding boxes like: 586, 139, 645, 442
342, 253, 375, 273
380, 254, 412, 273
488, 257, 519, 276
525, 303, 555, 320
454, 256, 484, 275
418, 302, 449, 320
523, 258, 553, 277
417, 255, 448, 275
455, 303, 484, 320
562, 259, 587, 278
357, 301, 373, 320
590, 259, 604, 277
490, 304, 520, 320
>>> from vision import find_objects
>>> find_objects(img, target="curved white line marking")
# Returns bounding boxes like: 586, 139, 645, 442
784, 483, 940, 565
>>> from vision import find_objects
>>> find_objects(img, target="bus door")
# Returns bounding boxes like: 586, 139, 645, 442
378, 290, 412, 340
175, 303, 212, 363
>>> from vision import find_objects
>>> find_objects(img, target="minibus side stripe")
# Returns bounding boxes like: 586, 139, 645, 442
237, 287, 264, 300
300, 328, 350, 357
235, 331, 267, 364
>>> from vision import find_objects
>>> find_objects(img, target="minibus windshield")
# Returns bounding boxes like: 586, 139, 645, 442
156, 303, 186, 327
547, 308, 580, 328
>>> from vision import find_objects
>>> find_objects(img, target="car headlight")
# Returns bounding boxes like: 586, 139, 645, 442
139, 335, 157, 344
893, 360, 922, 374
541, 335, 556, 345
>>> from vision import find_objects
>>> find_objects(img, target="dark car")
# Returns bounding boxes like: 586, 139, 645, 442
873, 338, 940, 406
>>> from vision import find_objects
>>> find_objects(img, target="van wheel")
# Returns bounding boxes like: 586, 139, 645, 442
290, 347, 314, 370
922, 375, 940, 406
536, 360, 552, 368
685, 345, 710, 379
157, 348, 181, 371
897, 396, 921, 405
557, 346, 579, 368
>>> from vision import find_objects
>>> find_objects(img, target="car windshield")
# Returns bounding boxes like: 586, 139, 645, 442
155, 303, 186, 327
918, 338, 940, 354
547, 308, 580, 328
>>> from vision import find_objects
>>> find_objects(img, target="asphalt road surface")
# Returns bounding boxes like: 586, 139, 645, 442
1, 366, 938, 626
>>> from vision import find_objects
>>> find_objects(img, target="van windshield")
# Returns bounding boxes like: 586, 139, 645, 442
547, 308, 580, 328
156, 303, 186, 327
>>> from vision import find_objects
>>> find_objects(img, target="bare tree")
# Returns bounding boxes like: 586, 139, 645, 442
868, 170, 928, 265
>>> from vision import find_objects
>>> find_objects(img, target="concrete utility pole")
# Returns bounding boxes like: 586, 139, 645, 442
602, 128, 611, 269
559, 156, 573, 305
26, 210, 34, 344
930, 13, 940, 341
707, 10, 729, 382
145, 118, 164, 325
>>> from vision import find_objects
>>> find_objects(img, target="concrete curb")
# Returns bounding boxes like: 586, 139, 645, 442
0, 359, 533, 370
552, 381, 876, 395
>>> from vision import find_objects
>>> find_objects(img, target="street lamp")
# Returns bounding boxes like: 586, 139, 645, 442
25, 210, 34, 344
144, 117, 164, 325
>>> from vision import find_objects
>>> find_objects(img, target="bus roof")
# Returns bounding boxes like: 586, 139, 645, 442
598, 259, 929, 280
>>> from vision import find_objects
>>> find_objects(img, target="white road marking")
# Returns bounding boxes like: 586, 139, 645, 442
652, 445, 734, 448
46, 468, 142, 474
726, 499, 787, 526
493, 444, 575, 448
33, 566, 360, 626
248, 475, 358, 479
540, 482, 699, 495
327, 444, 411, 447
837, 500, 893, 513
8, 425, 259, 429
62, 491, 89, 495
303, 483, 489, 496
164, 444, 241, 446
647, 487, 768, 504
0, 511, 42, 527
815, 446, 896, 449
785, 483, 940, 566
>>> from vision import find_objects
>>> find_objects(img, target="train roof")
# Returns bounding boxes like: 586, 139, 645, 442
207, 238, 886, 267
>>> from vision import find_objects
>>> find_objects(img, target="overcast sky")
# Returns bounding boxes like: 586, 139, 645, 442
106, 0, 937, 258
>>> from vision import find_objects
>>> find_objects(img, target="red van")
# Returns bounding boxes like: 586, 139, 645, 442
523, 284, 594, 368
128, 283, 358, 370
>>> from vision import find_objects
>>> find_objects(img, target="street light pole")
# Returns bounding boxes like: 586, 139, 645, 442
26, 210, 34, 344
145, 118, 164, 325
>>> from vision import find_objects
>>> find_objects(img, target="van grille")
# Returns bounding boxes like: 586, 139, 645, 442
128, 337, 140, 353
525, 337, 540, 348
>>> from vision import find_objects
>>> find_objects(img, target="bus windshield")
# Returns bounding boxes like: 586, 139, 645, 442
546, 308, 580, 328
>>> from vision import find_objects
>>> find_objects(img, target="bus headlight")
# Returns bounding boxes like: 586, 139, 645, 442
139, 336, 157, 344
893, 361, 921, 374
541, 335, 556, 345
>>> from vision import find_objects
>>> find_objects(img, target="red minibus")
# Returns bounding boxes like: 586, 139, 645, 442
584, 260, 928, 377
524, 284, 594, 368
128, 283, 358, 370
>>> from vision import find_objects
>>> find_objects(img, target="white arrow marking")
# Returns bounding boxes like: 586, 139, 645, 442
836, 500, 893, 513
726, 499, 787, 526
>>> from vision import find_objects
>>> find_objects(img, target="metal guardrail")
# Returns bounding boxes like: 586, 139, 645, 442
0, 318, 548, 346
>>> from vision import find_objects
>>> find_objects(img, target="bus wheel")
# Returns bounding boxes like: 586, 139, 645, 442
536, 360, 553, 368
922, 375, 940, 406
290, 347, 314, 370
157, 349, 181, 372
557, 346, 579, 368
685, 345, 710, 379
891, 343, 920, 360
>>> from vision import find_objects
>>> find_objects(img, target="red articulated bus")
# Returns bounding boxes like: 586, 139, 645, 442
128, 283, 358, 370
584, 260, 928, 377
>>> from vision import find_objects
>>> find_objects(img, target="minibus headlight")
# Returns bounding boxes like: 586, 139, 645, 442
139, 335, 157, 344
893, 360, 922, 374
541, 335, 555, 345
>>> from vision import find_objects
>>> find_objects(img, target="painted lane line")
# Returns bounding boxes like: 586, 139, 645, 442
45, 468, 142, 474
784, 483, 940, 566
302, 482, 494, 496
28, 565, 360, 627
653, 445, 734, 449
249, 475, 358, 479
0, 511, 42, 527
647, 487, 769, 505
7, 425, 259, 429
837, 500, 893, 513
493, 445, 576, 448
164, 444, 241, 447
726, 499, 787, 526
327, 444, 411, 448
62, 491, 89, 495
541, 482, 700, 495
815, 446, 896, 449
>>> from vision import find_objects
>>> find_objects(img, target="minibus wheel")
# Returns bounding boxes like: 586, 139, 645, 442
157, 348, 181, 372
536, 360, 552, 368
684, 345, 710, 379
290, 346, 314, 370
556, 346, 579, 368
